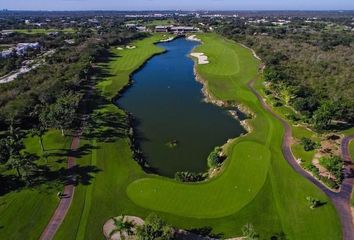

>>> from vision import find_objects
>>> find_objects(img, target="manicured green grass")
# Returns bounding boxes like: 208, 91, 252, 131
350, 140, 354, 206
0, 130, 70, 240
128, 35, 341, 239
127, 141, 271, 218
10, 28, 75, 35
54, 33, 341, 240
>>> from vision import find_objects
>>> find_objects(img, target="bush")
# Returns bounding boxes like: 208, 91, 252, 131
272, 101, 283, 107
306, 196, 321, 209
286, 113, 300, 122
318, 176, 339, 189
207, 147, 223, 168
136, 214, 174, 240
303, 162, 319, 177
264, 89, 272, 95
175, 171, 207, 182
300, 137, 319, 151
319, 156, 343, 182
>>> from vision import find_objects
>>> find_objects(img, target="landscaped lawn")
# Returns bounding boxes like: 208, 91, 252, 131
54, 33, 341, 239
0, 130, 70, 240
350, 140, 354, 206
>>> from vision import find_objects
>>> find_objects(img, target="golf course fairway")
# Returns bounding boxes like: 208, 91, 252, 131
54, 34, 341, 240
126, 34, 341, 239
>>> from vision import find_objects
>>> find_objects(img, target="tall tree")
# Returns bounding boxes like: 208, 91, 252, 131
136, 214, 174, 240
30, 125, 46, 154
40, 92, 81, 136
7, 152, 36, 183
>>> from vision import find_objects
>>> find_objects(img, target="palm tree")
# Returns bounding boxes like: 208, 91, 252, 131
30, 125, 46, 155
242, 223, 258, 240
110, 216, 134, 239
5, 127, 23, 176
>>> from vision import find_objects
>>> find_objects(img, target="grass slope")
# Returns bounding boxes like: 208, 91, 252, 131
350, 140, 354, 206
55, 34, 341, 239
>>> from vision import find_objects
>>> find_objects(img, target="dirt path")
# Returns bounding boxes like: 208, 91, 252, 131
39, 134, 80, 240
248, 80, 354, 240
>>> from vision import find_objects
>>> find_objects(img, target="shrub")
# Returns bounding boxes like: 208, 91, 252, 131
175, 171, 207, 182
286, 113, 300, 122
318, 176, 339, 189
306, 196, 321, 209
303, 162, 319, 177
264, 89, 272, 95
319, 156, 343, 182
300, 137, 319, 151
273, 101, 283, 107
207, 147, 223, 168
136, 214, 174, 240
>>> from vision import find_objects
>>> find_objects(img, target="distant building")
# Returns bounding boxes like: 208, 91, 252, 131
125, 23, 137, 28
1, 30, 14, 36
136, 26, 147, 32
1, 49, 15, 58
170, 26, 197, 33
88, 18, 99, 24
15, 42, 40, 55
47, 32, 59, 37
155, 26, 169, 32
155, 25, 199, 34
64, 39, 75, 45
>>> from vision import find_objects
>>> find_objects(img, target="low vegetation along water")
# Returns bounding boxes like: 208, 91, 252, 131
117, 38, 245, 177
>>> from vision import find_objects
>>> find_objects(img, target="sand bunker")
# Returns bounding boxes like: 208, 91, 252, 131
126, 45, 136, 49
159, 37, 174, 42
190, 52, 209, 64
103, 216, 144, 240
117, 47, 123, 50
187, 35, 202, 42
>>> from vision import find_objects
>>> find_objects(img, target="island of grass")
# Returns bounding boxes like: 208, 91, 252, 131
52, 33, 341, 240
166, 139, 179, 149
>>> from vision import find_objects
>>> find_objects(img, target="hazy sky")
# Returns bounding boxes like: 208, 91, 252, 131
0, 0, 353, 11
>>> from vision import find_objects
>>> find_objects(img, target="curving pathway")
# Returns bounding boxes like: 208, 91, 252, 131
39, 134, 80, 240
248, 79, 354, 240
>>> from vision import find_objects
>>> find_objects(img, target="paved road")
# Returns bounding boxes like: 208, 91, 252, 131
248, 80, 354, 240
39, 135, 80, 240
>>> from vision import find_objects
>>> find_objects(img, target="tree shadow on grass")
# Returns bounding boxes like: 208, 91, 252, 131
187, 226, 224, 239
0, 163, 101, 197
82, 110, 129, 143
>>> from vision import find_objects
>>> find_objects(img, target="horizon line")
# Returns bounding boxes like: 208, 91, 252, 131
2, 9, 354, 12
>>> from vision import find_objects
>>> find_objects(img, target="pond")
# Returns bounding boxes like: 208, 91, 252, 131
116, 37, 245, 177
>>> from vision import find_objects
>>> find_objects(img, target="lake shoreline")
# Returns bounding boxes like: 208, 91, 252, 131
115, 36, 245, 178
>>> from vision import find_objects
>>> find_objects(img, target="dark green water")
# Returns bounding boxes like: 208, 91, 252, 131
117, 38, 245, 177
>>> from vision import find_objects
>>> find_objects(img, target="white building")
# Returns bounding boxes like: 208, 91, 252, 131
15, 42, 40, 55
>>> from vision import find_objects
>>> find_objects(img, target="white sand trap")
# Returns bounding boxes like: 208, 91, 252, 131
117, 47, 123, 50
126, 45, 136, 49
103, 216, 144, 240
159, 37, 174, 42
187, 35, 201, 42
190, 52, 209, 64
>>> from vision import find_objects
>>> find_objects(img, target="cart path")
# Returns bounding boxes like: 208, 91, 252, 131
248, 80, 354, 240
39, 134, 80, 240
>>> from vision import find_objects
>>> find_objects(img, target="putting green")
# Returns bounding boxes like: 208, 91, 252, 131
127, 141, 270, 218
